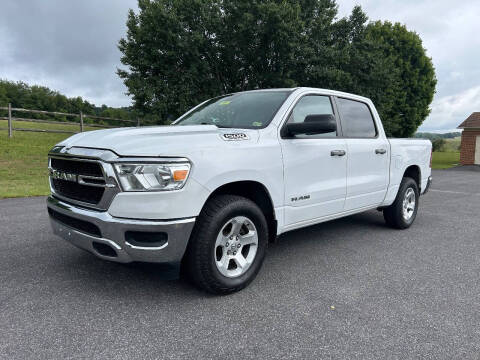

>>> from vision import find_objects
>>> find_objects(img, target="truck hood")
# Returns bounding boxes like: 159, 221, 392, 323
57, 125, 260, 157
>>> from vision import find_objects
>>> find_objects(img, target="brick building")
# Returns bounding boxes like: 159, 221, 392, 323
458, 112, 480, 165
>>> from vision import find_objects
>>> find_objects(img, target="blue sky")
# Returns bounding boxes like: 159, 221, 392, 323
1, 0, 478, 132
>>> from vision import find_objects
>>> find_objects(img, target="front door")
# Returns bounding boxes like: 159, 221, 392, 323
335, 97, 389, 211
280, 94, 347, 228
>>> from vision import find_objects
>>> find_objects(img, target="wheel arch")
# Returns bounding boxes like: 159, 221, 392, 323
202, 180, 278, 243
403, 165, 421, 190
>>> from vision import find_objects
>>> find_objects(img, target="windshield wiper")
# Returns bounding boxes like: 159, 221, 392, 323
188, 122, 233, 129
197, 122, 231, 128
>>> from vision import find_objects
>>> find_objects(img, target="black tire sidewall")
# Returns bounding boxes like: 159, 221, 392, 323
190, 195, 268, 292
396, 178, 420, 228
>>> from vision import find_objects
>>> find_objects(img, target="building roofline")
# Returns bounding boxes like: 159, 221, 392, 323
458, 112, 480, 128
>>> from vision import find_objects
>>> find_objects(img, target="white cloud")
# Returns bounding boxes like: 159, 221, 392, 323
337, 0, 480, 132
0, 0, 137, 108
419, 86, 480, 132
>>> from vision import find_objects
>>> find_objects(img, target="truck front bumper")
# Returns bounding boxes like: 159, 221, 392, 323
47, 196, 195, 264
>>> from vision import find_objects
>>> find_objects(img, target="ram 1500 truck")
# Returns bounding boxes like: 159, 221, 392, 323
47, 88, 432, 294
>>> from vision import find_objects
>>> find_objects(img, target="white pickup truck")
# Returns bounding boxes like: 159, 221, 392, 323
47, 88, 432, 294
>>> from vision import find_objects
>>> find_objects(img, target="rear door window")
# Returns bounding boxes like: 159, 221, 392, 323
336, 98, 377, 138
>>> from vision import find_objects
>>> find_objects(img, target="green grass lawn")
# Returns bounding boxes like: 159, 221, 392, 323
0, 118, 99, 133
0, 120, 98, 198
431, 151, 460, 170
442, 137, 461, 152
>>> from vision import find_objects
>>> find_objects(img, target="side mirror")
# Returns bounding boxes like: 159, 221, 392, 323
284, 114, 337, 136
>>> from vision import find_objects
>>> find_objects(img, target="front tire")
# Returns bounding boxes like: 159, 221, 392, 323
184, 195, 268, 294
383, 177, 419, 229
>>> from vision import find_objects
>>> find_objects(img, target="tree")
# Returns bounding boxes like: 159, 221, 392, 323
432, 138, 446, 152
0, 79, 137, 123
118, 0, 342, 122
363, 22, 436, 137
118, 1, 436, 136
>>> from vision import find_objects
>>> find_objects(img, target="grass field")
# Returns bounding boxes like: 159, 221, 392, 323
431, 151, 460, 169
0, 120, 98, 198
430, 136, 461, 169
442, 137, 461, 152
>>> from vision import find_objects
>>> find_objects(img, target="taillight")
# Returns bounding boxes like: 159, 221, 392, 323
429, 149, 433, 168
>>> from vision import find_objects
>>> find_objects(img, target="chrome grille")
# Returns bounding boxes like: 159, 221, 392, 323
50, 157, 103, 177
48, 155, 120, 210
51, 178, 104, 204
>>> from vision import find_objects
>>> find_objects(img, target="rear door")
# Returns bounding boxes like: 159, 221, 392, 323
334, 97, 389, 211
280, 94, 347, 227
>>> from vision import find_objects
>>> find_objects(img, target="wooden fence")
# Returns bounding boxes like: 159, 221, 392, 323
1, 103, 141, 138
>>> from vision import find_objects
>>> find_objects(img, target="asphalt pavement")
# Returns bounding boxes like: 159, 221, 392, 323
1, 168, 479, 359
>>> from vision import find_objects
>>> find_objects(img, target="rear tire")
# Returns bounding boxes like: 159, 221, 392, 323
383, 177, 419, 229
184, 195, 268, 294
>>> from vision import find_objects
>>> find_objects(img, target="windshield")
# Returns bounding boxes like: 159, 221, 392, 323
175, 91, 292, 129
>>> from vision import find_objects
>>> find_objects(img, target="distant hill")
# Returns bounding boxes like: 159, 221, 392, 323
414, 132, 461, 140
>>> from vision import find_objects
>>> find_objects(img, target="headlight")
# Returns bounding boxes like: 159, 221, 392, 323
113, 161, 191, 191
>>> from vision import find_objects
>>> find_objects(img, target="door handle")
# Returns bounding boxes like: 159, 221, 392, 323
375, 148, 387, 154
330, 150, 346, 157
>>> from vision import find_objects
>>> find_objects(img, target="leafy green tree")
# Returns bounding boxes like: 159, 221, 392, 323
118, 0, 340, 121
0, 79, 139, 124
0, 85, 8, 107
118, 1, 436, 136
363, 21, 436, 137
432, 138, 446, 152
